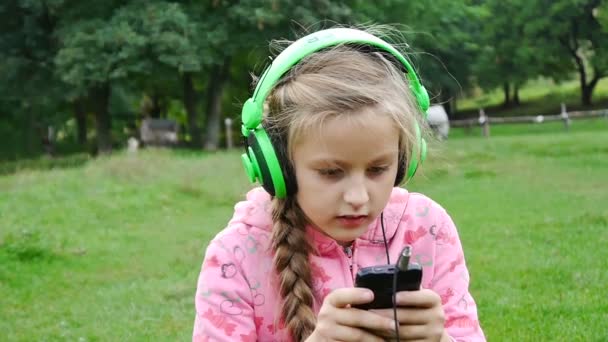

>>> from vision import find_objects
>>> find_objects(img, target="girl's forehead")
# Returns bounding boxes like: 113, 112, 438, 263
292, 112, 400, 162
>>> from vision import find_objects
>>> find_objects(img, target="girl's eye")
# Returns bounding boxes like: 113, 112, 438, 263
318, 168, 343, 177
368, 166, 388, 175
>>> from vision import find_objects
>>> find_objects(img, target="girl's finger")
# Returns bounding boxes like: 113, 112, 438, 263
370, 307, 432, 324
323, 325, 386, 342
394, 323, 429, 340
334, 307, 397, 332
373, 324, 429, 340
394, 289, 441, 308
325, 288, 374, 308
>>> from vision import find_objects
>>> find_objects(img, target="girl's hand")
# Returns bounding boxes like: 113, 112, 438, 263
306, 288, 397, 342
371, 289, 448, 341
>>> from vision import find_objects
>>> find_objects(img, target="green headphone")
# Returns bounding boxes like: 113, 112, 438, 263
240, 28, 429, 198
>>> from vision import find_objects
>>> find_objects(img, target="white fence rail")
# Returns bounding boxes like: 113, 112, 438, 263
450, 103, 608, 136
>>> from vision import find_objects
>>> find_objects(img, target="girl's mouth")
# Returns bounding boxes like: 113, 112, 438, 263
337, 215, 368, 228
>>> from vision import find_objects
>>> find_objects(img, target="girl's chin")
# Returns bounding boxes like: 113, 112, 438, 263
308, 219, 372, 244
327, 226, 369, 244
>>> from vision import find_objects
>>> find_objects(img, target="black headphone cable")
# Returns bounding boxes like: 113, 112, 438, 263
380, 212, 401, 342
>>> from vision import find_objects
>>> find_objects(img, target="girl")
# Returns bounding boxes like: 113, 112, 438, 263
193, 26, 485, 342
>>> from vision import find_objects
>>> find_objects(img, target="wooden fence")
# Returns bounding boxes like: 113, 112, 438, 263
450, 103, 608, 137
221, 103, 607, 148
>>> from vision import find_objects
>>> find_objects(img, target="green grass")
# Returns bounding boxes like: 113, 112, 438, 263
2, 124, 608, 341
412, 122, 608, 341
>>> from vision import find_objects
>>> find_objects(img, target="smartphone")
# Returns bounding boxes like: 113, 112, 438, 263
353, 263, 422, 310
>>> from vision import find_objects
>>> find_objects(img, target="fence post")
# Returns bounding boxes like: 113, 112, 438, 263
225, 118, 233, 149
561, 102, 571, 131
479, 108, 490, 137
43, 125, 55, 156
127, 137, 140, 154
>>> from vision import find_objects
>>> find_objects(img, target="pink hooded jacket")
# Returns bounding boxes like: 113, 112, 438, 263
193, 187, 485, 341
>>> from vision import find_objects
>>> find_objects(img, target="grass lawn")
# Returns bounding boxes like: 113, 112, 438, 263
1, 118, 607, 341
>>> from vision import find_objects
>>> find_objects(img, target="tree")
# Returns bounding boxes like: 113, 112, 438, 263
353, 0, 484, 117
55, 19, 142, 153
0, 0, 68, 157
522, 0, 608, 105
472, 0, 546, 108
56, 1, 201, 153
411, 1, 485, 116
111, 1, 202, 146
191, 0, 353, 150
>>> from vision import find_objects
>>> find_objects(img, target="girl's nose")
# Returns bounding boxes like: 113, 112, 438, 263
343, 177, 369, 209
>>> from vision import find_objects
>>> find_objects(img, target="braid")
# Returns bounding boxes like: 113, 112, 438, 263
271, 196, 316, 341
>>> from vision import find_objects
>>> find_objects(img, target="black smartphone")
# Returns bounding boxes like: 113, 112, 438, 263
353, 263, 422, 310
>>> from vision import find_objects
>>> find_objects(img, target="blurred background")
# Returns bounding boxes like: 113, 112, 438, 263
1, 0, 608, 161
1, 1, 607, 341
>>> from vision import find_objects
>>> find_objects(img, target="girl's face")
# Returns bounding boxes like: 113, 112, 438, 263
293, 108, 400, 246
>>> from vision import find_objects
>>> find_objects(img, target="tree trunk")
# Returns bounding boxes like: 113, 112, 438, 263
581, 76, 600, 106
73, 99, 87, 145
502, 82, 511, 108
561, 33, 599, 106
183, 72, 202, 147
150, 92, 163, 118
582, 85, 592, 106
449, 96, 457, 119
559, 20, 603, 106
438, 87, 454, 119
513, 85, 520, 106
91, 83, 112, 154
24, 105, 38, 157
577, 61, 589, 105
204, 57, 231, 150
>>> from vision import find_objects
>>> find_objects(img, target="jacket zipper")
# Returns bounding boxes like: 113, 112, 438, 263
343, 245, 354, 275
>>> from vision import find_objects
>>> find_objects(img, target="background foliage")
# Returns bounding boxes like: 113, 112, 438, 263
2, 0, 608, 159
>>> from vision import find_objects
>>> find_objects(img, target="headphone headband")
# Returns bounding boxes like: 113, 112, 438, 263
241, 28, 429, 135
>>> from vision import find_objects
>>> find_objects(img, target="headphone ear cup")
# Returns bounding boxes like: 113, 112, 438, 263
242, 125, 297, 198
398, 122, 425, 185
394, 152, 406, 186
246, 132, 280, 196
265, 126, 298, 196
406, 137, 427, 181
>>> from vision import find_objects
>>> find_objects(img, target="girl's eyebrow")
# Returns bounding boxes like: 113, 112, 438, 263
309, 151, 398, 166
369, 152, 398, 163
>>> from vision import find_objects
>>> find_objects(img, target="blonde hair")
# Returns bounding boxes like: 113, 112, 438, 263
264, 26, 427, 341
